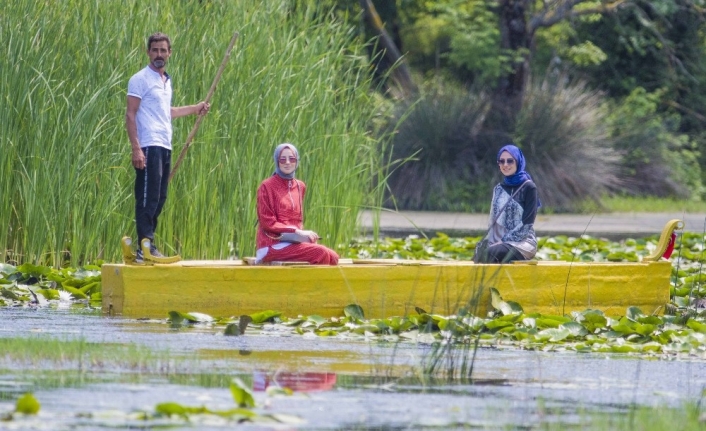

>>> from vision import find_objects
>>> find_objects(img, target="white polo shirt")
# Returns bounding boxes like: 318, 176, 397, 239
127, 66, 173, 149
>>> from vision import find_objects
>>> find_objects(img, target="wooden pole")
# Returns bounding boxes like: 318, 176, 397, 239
169, 31, 239, 182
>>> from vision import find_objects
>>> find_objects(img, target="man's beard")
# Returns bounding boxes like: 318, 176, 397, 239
153, 58, 165, 68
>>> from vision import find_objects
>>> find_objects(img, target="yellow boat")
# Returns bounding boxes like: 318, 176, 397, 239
101, 220, 683, 319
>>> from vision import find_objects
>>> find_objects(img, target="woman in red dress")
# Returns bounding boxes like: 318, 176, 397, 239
255, 143, 339, 265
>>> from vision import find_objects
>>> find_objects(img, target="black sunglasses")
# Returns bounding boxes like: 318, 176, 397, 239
497, 158, 515, 165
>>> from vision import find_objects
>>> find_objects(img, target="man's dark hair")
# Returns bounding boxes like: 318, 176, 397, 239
147, 32, 171, 50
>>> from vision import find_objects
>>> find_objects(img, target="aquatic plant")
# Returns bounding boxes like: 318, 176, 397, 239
157, 296, 706, 362
0, 0, 383, 266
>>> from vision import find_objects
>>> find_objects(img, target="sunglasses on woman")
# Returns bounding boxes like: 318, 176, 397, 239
497, 158, 515, 165
278, 156, 298, 164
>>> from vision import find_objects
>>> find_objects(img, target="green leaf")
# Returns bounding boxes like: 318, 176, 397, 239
626, 306, 645, 321
490, 287, 503, 310
484, 319, 514, 330
351, 324, 381, 334
1, 288, 21, 300
15, 393, 40, 415
61, 286, 87, 300
561, 322, 589, 337
156, 402, 188, 417
306, 315, 326, 326
249, 310, 282, 324
17, 264, 49, 277
343, 304, 365, 320
537, 328, 571, 342
230, 378, 255, 408
168, 310, 185, 325
0, 263, 17, 275
686, 319, 706, 334
224, 323, 240, 336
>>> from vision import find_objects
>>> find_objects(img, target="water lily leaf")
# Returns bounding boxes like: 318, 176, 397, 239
637, 315, 663, 325
634, 323, 656, 336
498, 300, 523, 316
224, 323, 240, 336
315, 329, 338, 336
435, 317, 450, 330
156, 402, 188, 417
490, 288, 504, 310
484, 319, 514, 330
351, 324, 381, 334
1, 288, 21, 300
319, 321, 345, 328
686, 319, 706, 334
15, 393, 40, 415
37, 289, 60, 300
249, 310, 282, 324
561, 322, 588, 337
17, 264, 49, 277
640, 342, 663, 352
0, 263, 17, 276
61, 286, 87, 299
535, 318, 565, 329
386, 316, 414, 332
281, 318, 304, 327
611, 344, 638, 353
537, 328, 571, 342
230, 378, 255, 408
626, 306, 645, 321
611, 323, 637, 335
306, 315, 326, 326
343, 304, 365, 320
187, 312, 214, 323
79, 281, 100, 295
168, 311, 188, 324
168, 311, 202, 324
673, 296, 691, 307
522, 317, 537, 329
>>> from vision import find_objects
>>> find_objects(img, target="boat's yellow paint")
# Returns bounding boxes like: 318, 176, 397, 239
102, 259, 671, 319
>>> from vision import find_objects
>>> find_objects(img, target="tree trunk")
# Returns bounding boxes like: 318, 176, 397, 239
496, 0, 532, 117
359, 0, 417, 97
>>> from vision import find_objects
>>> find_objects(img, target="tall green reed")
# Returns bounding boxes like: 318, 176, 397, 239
1, 0, 383, 266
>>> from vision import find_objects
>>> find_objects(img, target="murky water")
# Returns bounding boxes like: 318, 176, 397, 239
1, 307, 704, 430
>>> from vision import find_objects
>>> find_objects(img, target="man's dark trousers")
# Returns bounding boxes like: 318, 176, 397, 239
135, 146, 171, 247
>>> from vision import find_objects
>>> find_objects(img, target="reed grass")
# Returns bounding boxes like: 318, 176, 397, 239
0, 336, 158, 369
1, 0, 383, 266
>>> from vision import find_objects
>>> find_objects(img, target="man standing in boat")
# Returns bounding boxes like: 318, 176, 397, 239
125, 32, 209, 262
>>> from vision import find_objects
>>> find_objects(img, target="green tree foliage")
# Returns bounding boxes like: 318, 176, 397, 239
606, 87, 703, 199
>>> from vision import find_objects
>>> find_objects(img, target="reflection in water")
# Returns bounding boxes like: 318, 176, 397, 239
253, 371, 337, 392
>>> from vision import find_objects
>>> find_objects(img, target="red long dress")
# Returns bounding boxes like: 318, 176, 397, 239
256, 175, 339, 265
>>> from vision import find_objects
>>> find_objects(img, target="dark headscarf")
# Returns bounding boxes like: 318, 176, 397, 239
273, 143, 299, 179
498, 144, 541, 207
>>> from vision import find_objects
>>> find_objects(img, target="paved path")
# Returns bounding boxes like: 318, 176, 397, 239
359, 210, 706, 239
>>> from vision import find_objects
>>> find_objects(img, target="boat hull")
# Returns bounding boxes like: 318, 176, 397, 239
101, 260, 672, 319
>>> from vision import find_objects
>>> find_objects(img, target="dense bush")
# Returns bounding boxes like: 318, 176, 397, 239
515, 76, 620, 210
385, 84, 493, 211
387, 77, 622, 212
606, 87, 703, 199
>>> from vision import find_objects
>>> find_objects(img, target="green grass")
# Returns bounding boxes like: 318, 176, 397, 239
0, 0, 385, 266
0, 336, 161, 369
535, 403, 706, 431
